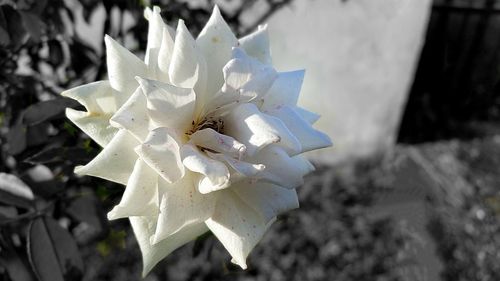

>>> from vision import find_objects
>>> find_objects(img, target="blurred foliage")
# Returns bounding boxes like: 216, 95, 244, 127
0, 0, 294, 280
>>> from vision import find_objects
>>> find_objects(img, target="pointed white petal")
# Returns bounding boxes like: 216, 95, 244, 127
135, 127, 185, 184
169, 20, 207, 97
62, 80, 117, 114
180, 144, 230, 194
145, 6, 163, 67
205, 190, 268, 269
265, 105, 332, 153
292, 106, 320, 124
189, 128, 246, 159
65, 108, 118, 147
239, 24, 272, 65
158, 25, 176, 83
233, 181, 299, 223
152, 173, 216, 244
130, 216, 208, 277
261, 70, 305, 111
107, 159, 159, 220
249, 145, 313, 189
109, 87, 150, 142
223, 103, 301, 156
197, 5, 238, 99
74, 130, 139, 185
223, 48, 277, 101
136, 77, 196, 131
105, 35, 148, 105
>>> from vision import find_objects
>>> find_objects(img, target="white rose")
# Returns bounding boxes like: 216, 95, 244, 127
62, 6, 331, 276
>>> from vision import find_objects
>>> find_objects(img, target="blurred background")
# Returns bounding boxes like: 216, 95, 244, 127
1, 0, 500, 280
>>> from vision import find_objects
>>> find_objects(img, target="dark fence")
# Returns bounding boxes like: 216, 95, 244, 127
398, 0, 500, 143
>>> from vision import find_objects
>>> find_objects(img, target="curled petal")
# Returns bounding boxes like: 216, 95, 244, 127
180, 144, 230, 194
261, 70, 305, 111
62, 81, 118, 146
135, 127, 185, 183
130, 216, 208, 277
249, 145, 314, 189
110, 87, 150, 142
233, 181, 299, 223
265, 105, 332, 153
189, 128, 246, 159
152, 173, 216, 244
239, 24, 272, 65
223, 48, 277, 101
224, 103, 301, 156
197, 5, 238, 99
105, 35, 148, 105
205, 190, 269, 269
75, 130, 139, 185
107, 159, 159, 220
65, 108, 117, 147
206, 151, 265, 183
136, 77, 196, 131
61, 80, 117, 115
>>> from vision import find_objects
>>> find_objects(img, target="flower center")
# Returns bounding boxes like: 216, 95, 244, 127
187, 117, 224, 135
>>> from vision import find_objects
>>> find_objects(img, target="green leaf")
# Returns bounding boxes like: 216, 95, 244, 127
27, 216, 84, 281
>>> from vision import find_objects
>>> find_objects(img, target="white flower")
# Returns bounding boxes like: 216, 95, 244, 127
62, 6, 331, 275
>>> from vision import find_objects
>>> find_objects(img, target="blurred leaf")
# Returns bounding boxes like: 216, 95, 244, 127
19, 11, 45, 43
96, 230, 126, 257
66, 195, 105, 231
26, 123, 49, 147
47, 39, 64, 67
0, 25, 10, 45
7, 122, 27, 155
0, 5, 28, 48
25, 147, 94, 165
192, 231, 213, 258
0, 250, 35, 281
27, 216, 84, 281
0, 173, 34, 200
23, 98, 77, 126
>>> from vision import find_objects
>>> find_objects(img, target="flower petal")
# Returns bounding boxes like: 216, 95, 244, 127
135, 127, 185, 184
205, 151, 265, 184
249, 145, 314, 189
65, 108, 118, 147
223, 103, 301, 156
169, 20, 207, 101
232, 181, 299, 223
130, 216, 208, 277
196, 5, 238, 99
239, 24, 272, 65
109, 87, 150, 142
223, 48, 277, 101
145, 6, 163, 68
180, 144, 230, 194
136, 77, 196, 131
265, 105, 332, 153
74, 129, 139, 185
62, 81, 118, 146
105, 35, 148, 105
205, 190, 269, 269
61, 80, 117, 115
158, 25, 176, 83
189, 128, 246, 159
292, 106, 320, 124
107, 159, 159, 220
152, 173, 216, 244
260, 70, 305, 111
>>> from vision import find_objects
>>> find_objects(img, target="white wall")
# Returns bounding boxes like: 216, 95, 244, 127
267, 0, 432, 164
